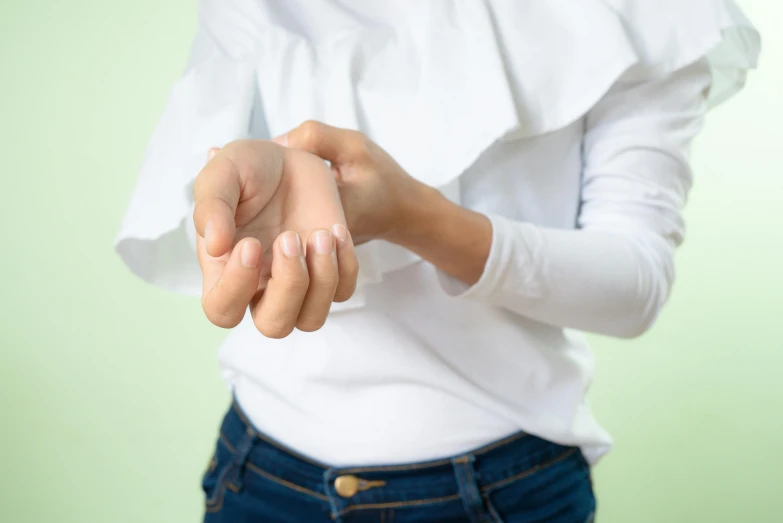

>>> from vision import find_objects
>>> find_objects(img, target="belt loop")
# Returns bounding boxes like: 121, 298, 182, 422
452, 454, 492, 523
225, 426, 256, 493
322, 468, 343, 523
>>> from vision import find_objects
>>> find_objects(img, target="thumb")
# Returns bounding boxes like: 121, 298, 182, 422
275, 120, 363, 165
193, 146, 240, 258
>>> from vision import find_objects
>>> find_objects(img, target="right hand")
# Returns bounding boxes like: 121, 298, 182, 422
193, 139, 358, 338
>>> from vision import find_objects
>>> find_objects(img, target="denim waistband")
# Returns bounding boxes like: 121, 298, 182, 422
216, 400, 581, 519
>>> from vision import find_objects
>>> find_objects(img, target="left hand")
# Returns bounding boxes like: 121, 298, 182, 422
274, 121, 433, 245
193, 140, 358, 337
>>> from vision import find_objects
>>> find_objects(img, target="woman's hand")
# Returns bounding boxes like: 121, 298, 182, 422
276, 121, 493, 286
274, 121, 434, 245
192, 139, 358, 337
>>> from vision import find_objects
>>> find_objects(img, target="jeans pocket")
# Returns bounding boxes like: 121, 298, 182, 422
482, 448, 594, 522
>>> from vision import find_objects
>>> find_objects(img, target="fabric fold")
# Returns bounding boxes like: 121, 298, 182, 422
115, 0, 760, 306
115, 53, 256, 293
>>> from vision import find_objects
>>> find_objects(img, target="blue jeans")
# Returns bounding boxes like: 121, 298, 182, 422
202, 402, 596, 522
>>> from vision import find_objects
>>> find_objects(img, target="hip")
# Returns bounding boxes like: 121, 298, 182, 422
202, 400, 596, 523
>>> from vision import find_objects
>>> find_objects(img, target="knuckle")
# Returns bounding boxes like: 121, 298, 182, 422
282, 270, 310, 292
192, 200, 210, 223
203, 303, 242, 329
221, 139, 250, 157
298, 120, 323, 149
310, 272, 339, 291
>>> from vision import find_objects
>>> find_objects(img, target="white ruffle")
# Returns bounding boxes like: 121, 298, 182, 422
115, 53, 257, 293
116, 0, 759, 306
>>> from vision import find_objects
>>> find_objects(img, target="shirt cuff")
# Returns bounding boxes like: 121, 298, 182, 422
436, 213, 547, 310
436, 213, 509, 299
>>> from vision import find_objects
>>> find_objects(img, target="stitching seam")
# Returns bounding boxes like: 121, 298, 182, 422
480, 448, 577, 493
337, 493, 462, 517
245, 462, 329, 501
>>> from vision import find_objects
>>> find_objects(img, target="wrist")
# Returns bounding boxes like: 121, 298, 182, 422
383, 181, 450, 247
383, 180, 493, 286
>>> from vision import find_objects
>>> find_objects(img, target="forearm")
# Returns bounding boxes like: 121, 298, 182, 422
386, 185, 492, 286
386, 184, 671, 338
470, 218, 672, 338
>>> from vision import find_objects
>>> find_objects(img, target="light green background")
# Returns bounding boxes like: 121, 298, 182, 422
1, 1, 781, 522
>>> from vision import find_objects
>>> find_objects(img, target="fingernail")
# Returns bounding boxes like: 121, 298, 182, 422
331, 224, 348, 242
241, 240, 261, 268
207, 147, 218, 161
272, 134, 288, 147
314, 230, 334, 254
281, 231, 303, 257
205, 220, 214, 245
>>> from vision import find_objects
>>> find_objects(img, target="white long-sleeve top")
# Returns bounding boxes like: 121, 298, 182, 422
115, 0, 759, 465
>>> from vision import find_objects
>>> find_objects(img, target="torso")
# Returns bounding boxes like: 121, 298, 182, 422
222, 120, 612, 466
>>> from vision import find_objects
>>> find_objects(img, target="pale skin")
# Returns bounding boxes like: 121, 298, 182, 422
193, 121, 493, 337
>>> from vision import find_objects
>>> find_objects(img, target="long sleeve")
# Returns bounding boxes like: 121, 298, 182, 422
439, 59, 714, 338
114, 3, 261, 294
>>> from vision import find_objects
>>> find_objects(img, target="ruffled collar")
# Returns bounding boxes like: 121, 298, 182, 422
197, 0, 759, 310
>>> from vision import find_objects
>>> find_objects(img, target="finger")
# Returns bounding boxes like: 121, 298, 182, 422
201, 237, 262, 329
331, 224, 358, 303
296, 229, 339, 332
278, 120, 367, 165
196, 234, 228, 299
250, 232, 309, 339
193, 149, 241, 258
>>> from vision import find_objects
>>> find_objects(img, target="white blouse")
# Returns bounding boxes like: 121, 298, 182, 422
116, 0, 759, 466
